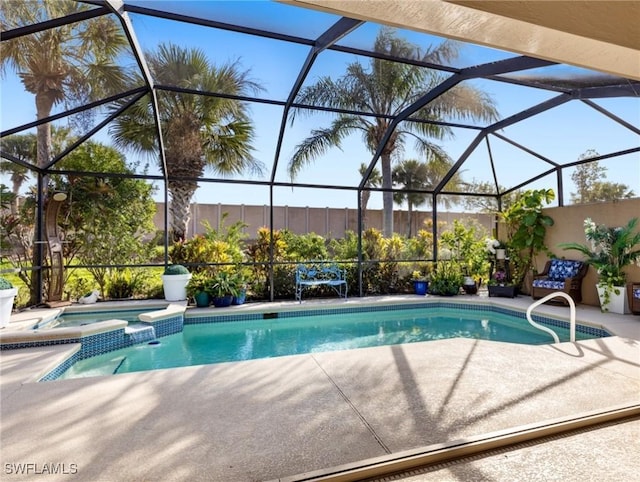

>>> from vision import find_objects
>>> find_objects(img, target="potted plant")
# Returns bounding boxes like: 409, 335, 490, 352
560, 217, 640, 313
231, 268, 249, 305
428, 261, 463, 296
0, 277, 18, 328
486, 238, 507, 260
487, 270, 517, 298
207, 271, 239, 308
161, 264, 192, 302
499, 189, 555, 292
411, 270, 429, 296
187, 272, 211, 307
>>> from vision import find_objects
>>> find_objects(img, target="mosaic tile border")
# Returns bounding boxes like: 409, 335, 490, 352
185, 301, 611, 338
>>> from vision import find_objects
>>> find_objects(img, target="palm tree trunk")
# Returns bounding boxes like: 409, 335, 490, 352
29, 92, 55, 305
380, 153, 393, 237
168, 181, 198, 242
10, 176, 21, 215
35, 93, 54, 170
361, 189, 371, 230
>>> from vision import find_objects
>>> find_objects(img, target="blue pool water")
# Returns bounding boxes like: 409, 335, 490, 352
58, 307, 602, 379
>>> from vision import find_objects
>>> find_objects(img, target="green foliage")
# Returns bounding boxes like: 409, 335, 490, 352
571, 151, 634, 204
186, 272, 210, 297
64, 275, 96, 302
500, 189, 555, 288
106, 269, 143, 299
0, 277, 14, 290
439, 219, 490, 280
429, 261, 463, 296
207, 271, 240, 298
164, 264, 189, 275
328, 230, 359, 260
560, 217, 640, 310
51, 141, 156, 296
281, 230, 328, 260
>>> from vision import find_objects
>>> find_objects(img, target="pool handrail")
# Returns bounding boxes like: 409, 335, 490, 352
526, 292, 576, 344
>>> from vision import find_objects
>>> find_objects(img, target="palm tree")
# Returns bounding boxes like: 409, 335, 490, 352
0, 133, 35, 214
111, 43, 264, 242
392, 157, 467, 237
358, 162, 382, 229
288, 27, 497, 237
392, 159, 430, 237
0, 0, 128, 170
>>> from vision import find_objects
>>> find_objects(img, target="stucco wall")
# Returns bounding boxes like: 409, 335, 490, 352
538, 198, 640, 307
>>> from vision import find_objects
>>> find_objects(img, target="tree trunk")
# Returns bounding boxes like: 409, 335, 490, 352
380, 152, 393, 237
11, 177, 21, 215
361, 189, 371, 230
29, 93, 55, 305
35, 93, 54, 170
168, 180, 198, 242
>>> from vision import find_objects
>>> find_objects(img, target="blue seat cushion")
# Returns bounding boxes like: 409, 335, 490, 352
634, 288, 640, 299
547, 259, 582, 281
532, 279, 565, 290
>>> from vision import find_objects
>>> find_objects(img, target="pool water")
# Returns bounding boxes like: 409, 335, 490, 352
57, 307, 601, 379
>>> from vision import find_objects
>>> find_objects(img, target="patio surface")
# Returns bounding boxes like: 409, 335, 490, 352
1, 295, 639, 481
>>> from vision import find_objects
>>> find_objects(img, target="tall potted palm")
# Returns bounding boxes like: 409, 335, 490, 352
560, 218, 640, 313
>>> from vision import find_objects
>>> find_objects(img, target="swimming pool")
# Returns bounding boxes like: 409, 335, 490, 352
56, 306, 607, 380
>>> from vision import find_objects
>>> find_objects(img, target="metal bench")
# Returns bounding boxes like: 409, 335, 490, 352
295, 263, 347, 303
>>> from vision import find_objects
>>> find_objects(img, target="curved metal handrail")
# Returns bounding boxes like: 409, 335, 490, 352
526, 292, 576, 344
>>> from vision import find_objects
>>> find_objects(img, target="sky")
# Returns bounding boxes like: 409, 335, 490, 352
2, 0, 639, 211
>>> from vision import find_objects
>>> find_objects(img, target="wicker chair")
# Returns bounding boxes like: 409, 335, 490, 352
628, 282, 640, 315
531, 259, 589, 305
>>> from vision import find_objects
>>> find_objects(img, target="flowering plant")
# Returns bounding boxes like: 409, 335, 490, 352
485, 238, 506, 255
488, 270, 508, 285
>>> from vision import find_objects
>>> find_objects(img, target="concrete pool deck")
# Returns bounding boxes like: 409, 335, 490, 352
1, 295, 639, 481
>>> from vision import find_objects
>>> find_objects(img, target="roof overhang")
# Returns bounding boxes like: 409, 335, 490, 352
280, 0, 640, 81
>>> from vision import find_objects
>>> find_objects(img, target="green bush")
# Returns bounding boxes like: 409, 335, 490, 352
429, 261, 464, 296
106, 269, 143, 299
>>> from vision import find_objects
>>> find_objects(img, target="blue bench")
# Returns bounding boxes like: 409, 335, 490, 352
295, 263, 347, 302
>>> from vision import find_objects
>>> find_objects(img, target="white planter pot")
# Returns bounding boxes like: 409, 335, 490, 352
496, 249, 506, 260
596, 284, 630, 314
162, 273, 192, 301
0, 288, 18, 328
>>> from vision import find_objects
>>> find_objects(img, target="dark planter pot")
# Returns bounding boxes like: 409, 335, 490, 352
232, 290, 246, 305
194, 291, 210, 307
212, 295, 233, 308
413, 281, 428, 296
488, 285, 517, 298
462, 283, 478, 295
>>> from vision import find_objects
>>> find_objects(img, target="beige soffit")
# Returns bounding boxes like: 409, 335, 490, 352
280, 0, 640, 81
